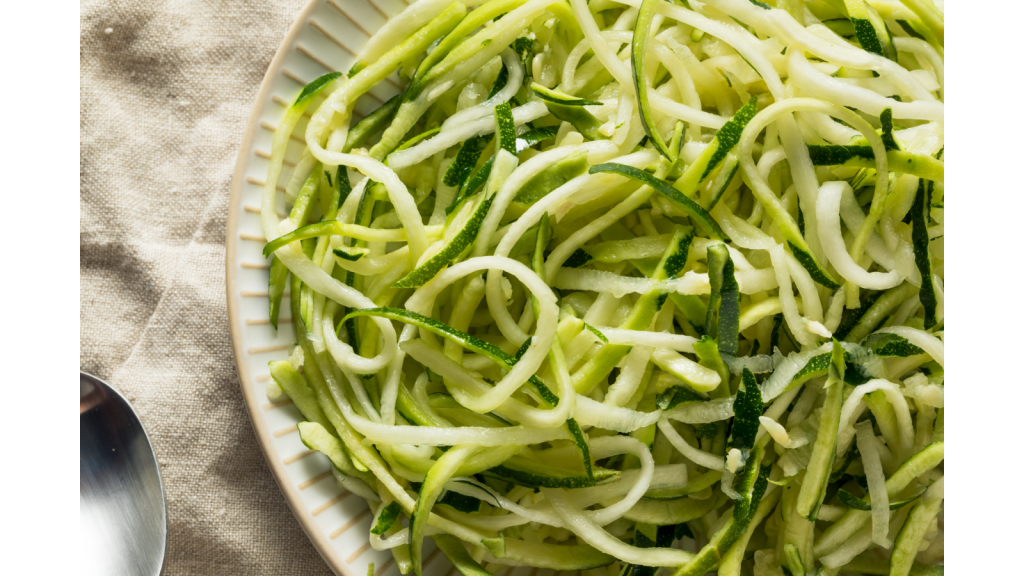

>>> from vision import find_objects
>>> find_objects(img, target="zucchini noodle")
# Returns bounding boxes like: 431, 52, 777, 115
262, 0, 945, 574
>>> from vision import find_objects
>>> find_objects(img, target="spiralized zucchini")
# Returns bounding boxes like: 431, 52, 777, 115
262, 0, 944, 574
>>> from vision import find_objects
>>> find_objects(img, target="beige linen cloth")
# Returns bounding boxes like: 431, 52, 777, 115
82, 1, 335, 573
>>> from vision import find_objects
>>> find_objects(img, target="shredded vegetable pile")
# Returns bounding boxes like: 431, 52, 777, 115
260, 0, 944, 574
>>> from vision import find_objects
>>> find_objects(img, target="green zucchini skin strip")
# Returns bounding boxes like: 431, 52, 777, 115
447, 128, 560, 215
671, 96, 758, 201
835, 489, 921, 511
705, 242, 740, 357
448, 156, 495, 216
805, 145, 873, 165
267, 257, 289, 329
333, 163, 354, 209
669, 451, 769, 576
564, 419, 596, 482
879, 108, 900, 151
864, 333, 925, 357
530, 83, 606, 140
295, 71, 343, 106
393, 196, 495, 288
700, 100, 757, 181
769, 313, 783, 350
515, 126, 559, 152
795, 343, 845, 520
431, 534, 493, 576
703, 154, 739, 211
589, 163, 727, 240
263, 221, 386, 257
692, 336, 731, 399
843, 0, 897, 60
333, 247, 366, 262
494, 102, 518, 155
909, 178, 938, 328
701, 97, 759, 182
833, 289, 883, 340
583, 322, 608, 343
656, 385, 708, 411
348, 61, 367, 78
781, 353, 832, 391
398, 146, 519, 288
513, 152, 589, 205
396, 126, 441, 152
444, 135, 492, 188
543, 102, 606, 140
437, 490, 481, 513
290, 166, 323, 225
511, 35, 534, 73
788, 240, 842, 290
562, 248, 593, 268
483, 458, 618, 489
344, 95, 400, 153
806, 146, 944, 182
490, 65, 510, 101
631, 0, 672, 159
718, 476, 784, 576
728, 369, 763, 456
531, 82, 603, 107
371, 501, 403, 535
411, 444, 481, 576
841, 282, 918, 342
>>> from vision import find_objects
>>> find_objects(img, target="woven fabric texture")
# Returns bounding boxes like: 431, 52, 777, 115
81, 1, 335, 573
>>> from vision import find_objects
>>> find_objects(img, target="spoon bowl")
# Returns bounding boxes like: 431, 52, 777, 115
80, 372, 167, 576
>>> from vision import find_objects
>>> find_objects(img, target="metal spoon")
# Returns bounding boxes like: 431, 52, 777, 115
80, 372, 167, 576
